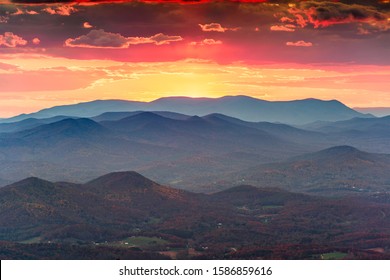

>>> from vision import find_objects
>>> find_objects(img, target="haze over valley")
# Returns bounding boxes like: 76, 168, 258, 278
1, 95, 390, 259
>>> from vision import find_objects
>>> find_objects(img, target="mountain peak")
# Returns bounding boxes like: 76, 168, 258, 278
84, 171, 157, 191
293, 145, 366, 162
10, 176, 52, 187
18, 117, 105, 139
318, 145, 361, 155
2, 177, 58, 196
186, 115, 205, 122
118, 111, 171, 122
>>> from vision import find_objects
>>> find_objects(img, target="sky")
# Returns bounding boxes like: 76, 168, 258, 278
0, 0, 390, 117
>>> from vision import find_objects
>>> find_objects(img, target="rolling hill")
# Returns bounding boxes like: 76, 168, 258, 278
2, 172, 390, 259
303, 116, 390, 154
0, 116, 71, 133
206, 146, 390, 195
0, 172, 196, 242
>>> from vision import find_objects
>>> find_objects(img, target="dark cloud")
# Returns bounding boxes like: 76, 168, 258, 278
65, 29, 131, 48
65, 29, 183, 48
286, 1, 389, 29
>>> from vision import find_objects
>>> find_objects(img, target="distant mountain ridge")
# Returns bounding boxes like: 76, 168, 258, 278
1, 95, 372, 125
355, 107, 390, 117
207, 146, 390, 195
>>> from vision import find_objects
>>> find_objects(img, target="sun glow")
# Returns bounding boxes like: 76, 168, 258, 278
1, 53, 390, 117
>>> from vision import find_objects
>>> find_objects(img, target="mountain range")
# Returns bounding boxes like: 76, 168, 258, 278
1, 95, 371, 125
302, 116, 390, 154
1, 96, 390, 259
0, 109, 389, 190
201, 146, 390, 195
2, 171, 390, 259
0, 112, 326, 187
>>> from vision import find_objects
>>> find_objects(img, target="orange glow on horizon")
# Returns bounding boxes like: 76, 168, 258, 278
1, 55, 390, 118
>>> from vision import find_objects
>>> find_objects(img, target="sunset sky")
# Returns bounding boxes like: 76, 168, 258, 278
0, 0, 390, 117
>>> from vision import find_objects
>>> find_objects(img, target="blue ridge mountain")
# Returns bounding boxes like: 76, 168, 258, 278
207, 146, 390, 195
0, 112, 316, 186
0, 96, 371, 125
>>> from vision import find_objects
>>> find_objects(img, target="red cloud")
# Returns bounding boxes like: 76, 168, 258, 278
43, 5, 78, 16
11, 8, 38, 15
83, 22, 93, 28
286, 40, 313, 47
199, 23, 239, 32
32, 38, 41, 45
202, 38, 222, 45
65, 29, 183, 48
270, 24, 295, 32
190, 38, 222, 46
145, 33, 183, 45
280, 17, 295, 23
0, 32, 27, 48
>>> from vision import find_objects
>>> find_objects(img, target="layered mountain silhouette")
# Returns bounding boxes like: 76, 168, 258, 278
355, 107, 390, 117
304, 115, 390, 133
303, 116, 390, 154
1, 95, 371, 125
209, 146, 390, 195
1, 96, 390, 260
0, 108, 389, 189
0, 112, 323, 186
0, 116, 70, 133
